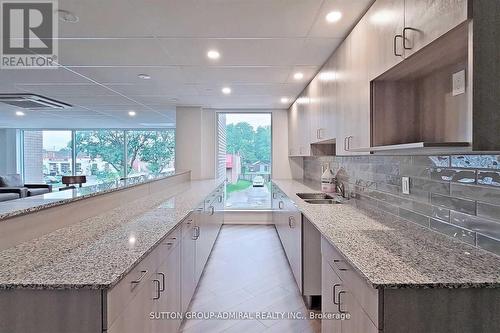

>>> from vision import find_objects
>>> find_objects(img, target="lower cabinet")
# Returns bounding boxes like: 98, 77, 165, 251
107, 184, 225, 333
321, 236, 379, 333
181, 216, 197, 313
273, 191, 302, 292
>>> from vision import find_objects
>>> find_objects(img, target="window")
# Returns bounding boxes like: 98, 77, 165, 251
23, 130, 72, 188
75, 130, 125, 185
22, 129, 175, 187
126, 130, 175, 178
218, 113, 272, 210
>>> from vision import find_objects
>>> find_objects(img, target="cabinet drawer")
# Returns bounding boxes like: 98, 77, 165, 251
107, 225, 181, 328
160, 225, 182, 254
321, 236, 379, 328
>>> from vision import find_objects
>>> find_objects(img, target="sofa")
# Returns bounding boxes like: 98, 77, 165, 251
0, 174, 52, 201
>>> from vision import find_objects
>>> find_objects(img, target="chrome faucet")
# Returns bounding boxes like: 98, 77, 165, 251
336, 181, 347, 199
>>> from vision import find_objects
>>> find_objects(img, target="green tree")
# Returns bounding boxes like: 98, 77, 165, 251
254, 125, 271, 163
226, 122, 256, 165
72, 130, 175, 181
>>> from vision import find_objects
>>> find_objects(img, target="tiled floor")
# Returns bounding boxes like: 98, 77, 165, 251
180, 224, 320, 333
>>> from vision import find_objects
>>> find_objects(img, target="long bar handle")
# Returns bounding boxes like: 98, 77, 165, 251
338, 291, 346, 313
333, 283, 341, 305
153, 279, 161, 300
393, 34, 403, 56
157, 272, 165, 292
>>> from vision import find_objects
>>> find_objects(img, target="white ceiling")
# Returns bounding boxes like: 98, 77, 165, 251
0, 0, 373, 128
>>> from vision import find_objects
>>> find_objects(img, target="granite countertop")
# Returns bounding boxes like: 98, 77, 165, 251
272, 179, 500, 289
0, 171, 190, 222
0, 178, 221, 290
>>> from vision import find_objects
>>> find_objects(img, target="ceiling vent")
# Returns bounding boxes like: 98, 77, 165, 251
0, 94, 72, 109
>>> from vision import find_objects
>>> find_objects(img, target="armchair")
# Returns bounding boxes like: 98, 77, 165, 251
0, 174, 52, 198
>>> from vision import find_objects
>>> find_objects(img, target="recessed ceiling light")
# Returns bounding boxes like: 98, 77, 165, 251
137, 74, 151, 80
293, 72, 304, 80
222, 87, 231, 95
57, 9, 79, 23
326, 11, 342, 23
207, 50, 220, 60
128, 111, 136, 117
281, 97, 289, 104
15, 111, 25, 116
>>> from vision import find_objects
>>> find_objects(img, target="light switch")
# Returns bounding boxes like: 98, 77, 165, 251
402, 177, 410, 195
452, 70, 466, 96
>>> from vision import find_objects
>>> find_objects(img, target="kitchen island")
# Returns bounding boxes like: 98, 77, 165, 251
0, 172, 225, 333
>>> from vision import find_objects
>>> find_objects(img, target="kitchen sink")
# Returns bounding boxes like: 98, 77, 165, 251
296, 193, 334, 200
304, 199, 342, 205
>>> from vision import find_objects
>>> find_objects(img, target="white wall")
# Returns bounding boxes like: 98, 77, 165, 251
0, 129, 20, 175
176, 108, 296, 180
175, 107, 216, 180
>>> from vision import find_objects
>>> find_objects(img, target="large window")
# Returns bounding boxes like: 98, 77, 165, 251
126, 130, 175, 178
75, 130, 125, 185
218, 113, 272, 209
23, 130, 72, 187
23, 129, 175, 187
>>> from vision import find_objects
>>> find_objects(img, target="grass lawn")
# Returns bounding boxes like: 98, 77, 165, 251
226, 180, 252, 194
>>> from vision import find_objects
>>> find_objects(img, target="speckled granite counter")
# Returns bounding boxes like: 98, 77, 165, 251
0, 171, 188, 221
0, 178, 222, 290
273, 179, 500, 289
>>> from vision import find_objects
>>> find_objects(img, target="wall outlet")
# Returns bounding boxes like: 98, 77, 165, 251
452, 70, 466, 96
402, 176, 410, 195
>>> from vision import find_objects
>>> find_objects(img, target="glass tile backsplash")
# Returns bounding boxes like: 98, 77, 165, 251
302, 154, 500, 256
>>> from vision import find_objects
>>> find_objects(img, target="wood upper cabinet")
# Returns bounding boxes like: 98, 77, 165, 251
317, 56, 337, 142
364, 0, 405, 79
403, 0, 468, 57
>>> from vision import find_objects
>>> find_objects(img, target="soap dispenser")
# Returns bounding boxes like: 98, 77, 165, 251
321, 163, 336, 193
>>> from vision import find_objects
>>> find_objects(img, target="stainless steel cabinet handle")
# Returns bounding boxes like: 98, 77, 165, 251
403, 27, 416, 50
131, 270, 148, 284
209, 206, 215, 216
288, 216, 294, 228
337, 291, 346, 313
192, 226, 200, 240
218, 195, 223, 203
272, 192, 277, 199
278, 201, 284, 209
345, 136, 353, 151
157, 272, 165, 292
153, 279, 161, 300
333, 283, 340, 304
343, 137, 348, 151
393, 34, 403, 56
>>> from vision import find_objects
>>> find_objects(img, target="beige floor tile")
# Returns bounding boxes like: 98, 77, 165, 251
181, 225, 316, 333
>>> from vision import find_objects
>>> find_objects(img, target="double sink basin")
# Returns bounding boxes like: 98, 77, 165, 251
296, 193, 343, 205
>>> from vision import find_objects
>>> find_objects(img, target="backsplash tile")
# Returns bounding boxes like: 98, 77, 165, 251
430, 193, 476, 215
302, 153, 500, 256
477, 170, 500, 187
450, 211, 500, 240
430, 218, 476, 245
450, 155, 500, 169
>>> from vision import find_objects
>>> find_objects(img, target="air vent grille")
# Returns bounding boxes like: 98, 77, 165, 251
0, 94, 72, 109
